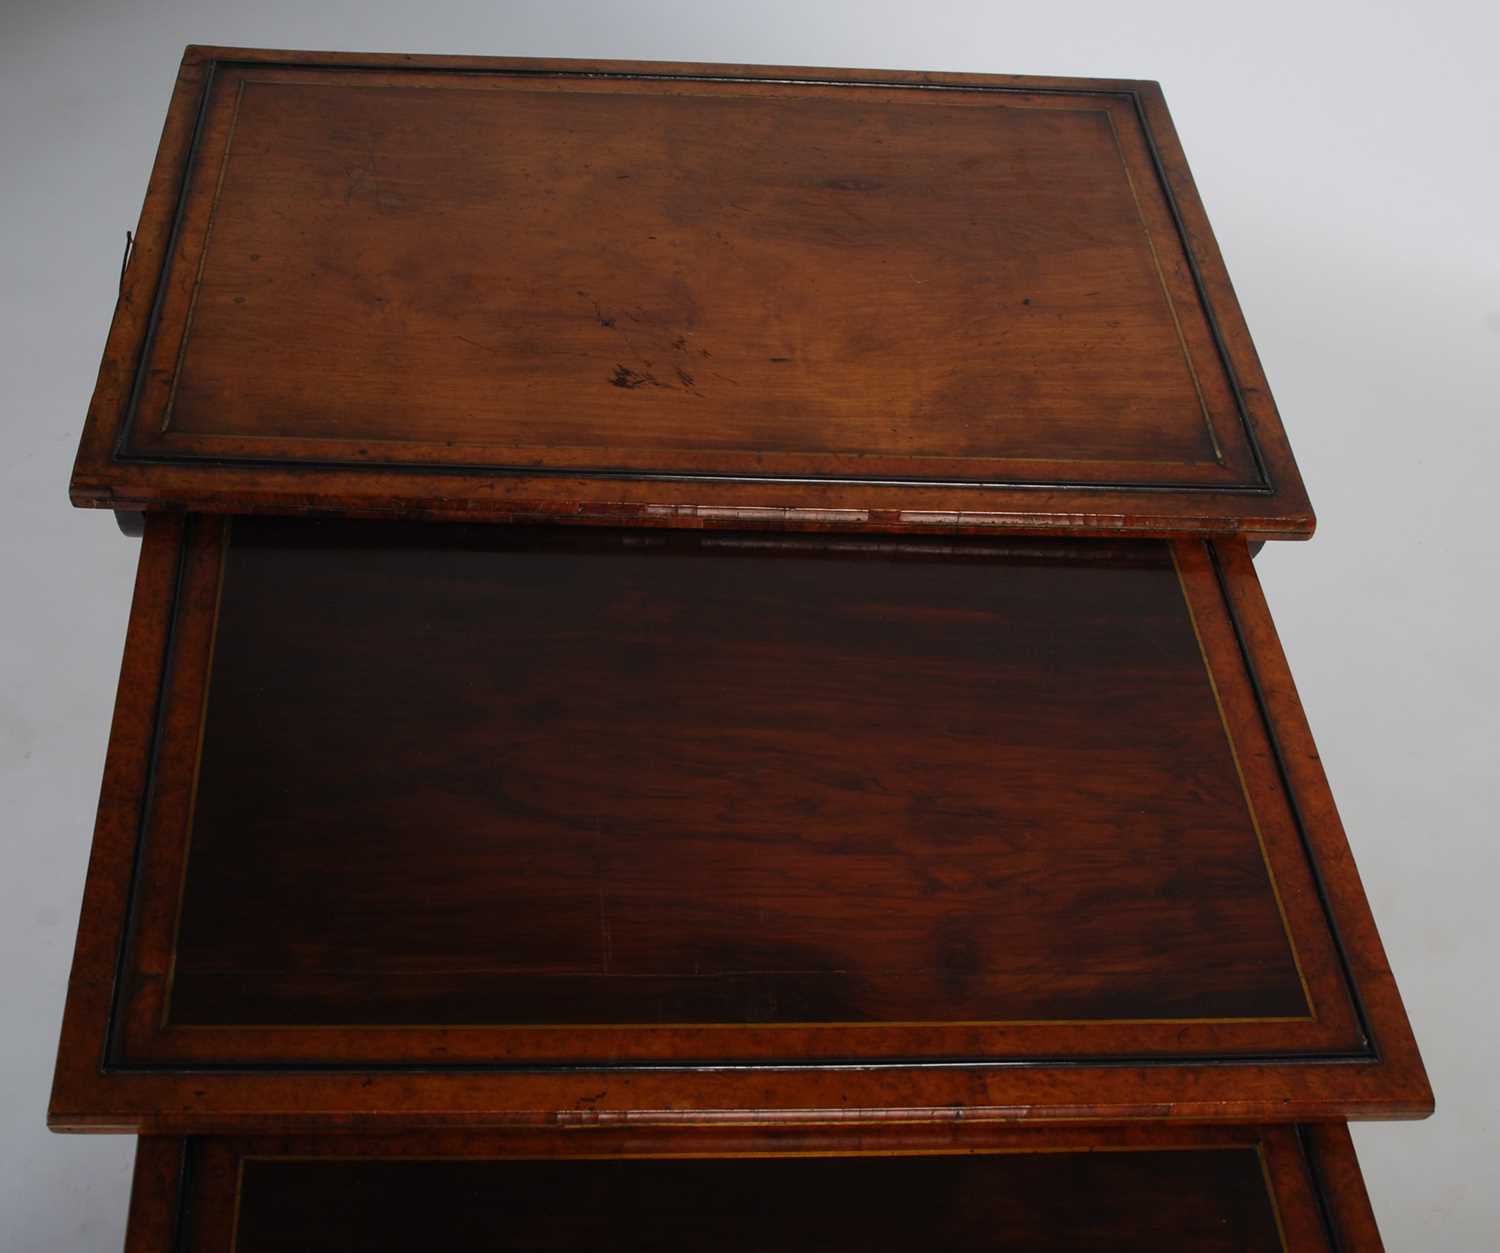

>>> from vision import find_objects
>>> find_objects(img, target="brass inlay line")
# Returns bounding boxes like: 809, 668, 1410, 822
159, 518, 230, 1028
239, 1143, 1265, 1164
1258, 1142, 1295, 1253
159, 424, 1234, 473
1104, 106, 1226, 466
159, 77, 246, 435
1172, 545, 1317, 1020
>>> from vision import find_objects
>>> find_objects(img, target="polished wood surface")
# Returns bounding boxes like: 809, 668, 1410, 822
123, 1123, 1382, 1252
50, 516, 1427, 1130
171, 519, 1304, 1029
72, 46, 1312, 538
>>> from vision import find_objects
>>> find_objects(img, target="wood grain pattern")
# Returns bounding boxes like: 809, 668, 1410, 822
167, 518, 1305, 1030
48, 516, 1428, 1130
1300, 1124, 1387, 1251
123, 1123, 1381, 1252
70, 46, 1312, 538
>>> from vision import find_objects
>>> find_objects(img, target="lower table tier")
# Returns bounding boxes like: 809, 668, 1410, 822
124, 1123, 1382, 1251
52, 517, 1428, 1129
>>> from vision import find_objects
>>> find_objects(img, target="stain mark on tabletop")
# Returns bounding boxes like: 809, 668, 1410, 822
610, 364, 669, 390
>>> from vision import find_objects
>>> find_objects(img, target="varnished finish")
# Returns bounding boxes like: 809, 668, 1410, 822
171, 519, 1306, 1030
72, 46, 1312, 538
50, 516, 1427, 1130
1301, 1124, 1387, 1251
124, 1123, 1382, 1252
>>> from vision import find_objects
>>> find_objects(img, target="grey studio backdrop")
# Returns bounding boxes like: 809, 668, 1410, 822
2, 1, 1495, 1248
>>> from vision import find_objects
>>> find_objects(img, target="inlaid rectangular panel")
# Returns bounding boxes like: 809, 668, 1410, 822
51, 516, 1425, 1129
173, 522, 1307, 1031
122, 1124, 1383, 1252
71, 46, 1312, 537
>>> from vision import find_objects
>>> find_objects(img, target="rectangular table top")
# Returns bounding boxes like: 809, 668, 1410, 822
72, 47, 1311, 538
50, 516, 1425, 1130
123, 1123, 1382, 1252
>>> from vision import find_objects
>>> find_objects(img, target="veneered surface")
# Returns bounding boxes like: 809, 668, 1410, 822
231, 1151, 1283, 1251
71, 47, 1313, 537
158, 78, 1229, 473
165, 520, 1303, 1030
124, 1124, 1380, 1252
50, 517, 1428, 1129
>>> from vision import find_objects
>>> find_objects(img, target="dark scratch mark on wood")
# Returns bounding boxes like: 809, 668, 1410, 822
610, 364, 671, 390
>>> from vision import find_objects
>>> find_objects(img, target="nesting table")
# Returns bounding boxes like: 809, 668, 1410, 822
55, 46, 1429, 1250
